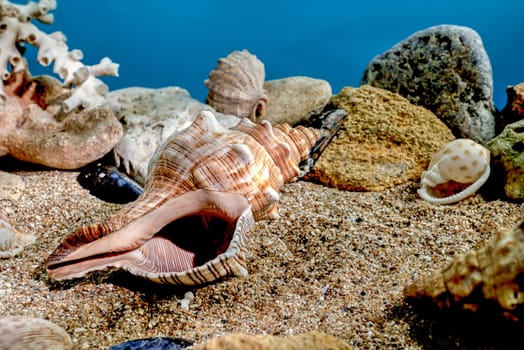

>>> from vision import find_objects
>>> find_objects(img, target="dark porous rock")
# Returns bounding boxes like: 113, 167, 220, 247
361, 24, 496, 144
305, 85, 455, 191
498, 83, 524, 133
486, 118, 524, 200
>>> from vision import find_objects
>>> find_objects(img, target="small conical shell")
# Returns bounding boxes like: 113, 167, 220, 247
0, 209, 34, 258
205, 49, 267, 122
404, 218, 524, 314
0, 316, 73, 350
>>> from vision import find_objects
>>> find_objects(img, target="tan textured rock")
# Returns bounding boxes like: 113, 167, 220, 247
263, 76, 332, 126
305, 85, 455, 191
0, 71, 123, 169
192, 331, 352, 350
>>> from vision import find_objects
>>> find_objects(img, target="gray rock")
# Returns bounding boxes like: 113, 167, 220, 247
361, 24, 496, 144
262, 76, 332, 126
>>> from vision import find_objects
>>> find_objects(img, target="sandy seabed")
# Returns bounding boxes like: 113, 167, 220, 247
1, 162, 524, 349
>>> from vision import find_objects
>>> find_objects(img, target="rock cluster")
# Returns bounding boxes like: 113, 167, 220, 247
362, 24, 496, 144
305, 85, 454, 191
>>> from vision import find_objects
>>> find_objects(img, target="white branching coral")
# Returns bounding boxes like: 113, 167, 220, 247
0, 0, 118, 112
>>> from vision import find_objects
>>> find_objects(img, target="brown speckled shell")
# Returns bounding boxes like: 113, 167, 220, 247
404, 217, 524, 317
205, 49, 267, 122
46, 111, 319, 285
0, 316, 73, 350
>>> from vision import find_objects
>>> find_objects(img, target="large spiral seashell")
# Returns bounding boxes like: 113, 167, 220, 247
0, 316, 73, 350
46, 110, 319, 286
417, 138, 490, 204
404, 213, 524, 317
205, 49, 267, 122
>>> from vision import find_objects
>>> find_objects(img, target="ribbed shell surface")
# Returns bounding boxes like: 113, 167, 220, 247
205, 49, 267, 121
46, 111, 320, 285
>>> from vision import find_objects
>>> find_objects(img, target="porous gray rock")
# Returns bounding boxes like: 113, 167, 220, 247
361, 24, 496, 144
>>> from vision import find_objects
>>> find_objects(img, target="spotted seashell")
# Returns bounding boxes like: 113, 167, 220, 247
0, 316, 73, 350
417, 138, 490, 204
46, 110, 319, 286
205, 49, 267, 122
0, 209, 34, 258
404, 214, 524, 318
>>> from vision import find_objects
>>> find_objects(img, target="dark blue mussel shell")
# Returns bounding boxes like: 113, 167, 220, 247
78, 163, 144, 204
108, 337, 192, 350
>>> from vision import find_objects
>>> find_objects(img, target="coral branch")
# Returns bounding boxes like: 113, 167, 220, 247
0, 0, 118, 111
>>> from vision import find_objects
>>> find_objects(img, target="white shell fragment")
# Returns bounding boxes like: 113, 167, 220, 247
0, 209, 34, 258
417, 138, 490, 204
0, 316, 73, 350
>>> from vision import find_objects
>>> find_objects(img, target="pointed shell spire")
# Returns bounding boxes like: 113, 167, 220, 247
205, 49, 267, 122
404, 216, 524, 314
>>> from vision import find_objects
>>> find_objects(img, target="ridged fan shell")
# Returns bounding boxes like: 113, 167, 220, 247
404, 216, 524, 315
46, 111, 319, 285
205, 49, 267, 121
0, 316, 73, 350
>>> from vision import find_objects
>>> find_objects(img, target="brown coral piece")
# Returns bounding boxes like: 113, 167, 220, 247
205, 49, 267, 122
498, 83, 524, 132
192, 331, 352, 350
0, 71, 123, 169
404, 215, 524, 318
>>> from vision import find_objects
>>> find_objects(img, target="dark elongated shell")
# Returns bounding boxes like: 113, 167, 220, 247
205, 49, 267, 122
46, 111, 319, 286
404, 217, 524, 317
108, 337, 192, 350
78, 164, 144, 204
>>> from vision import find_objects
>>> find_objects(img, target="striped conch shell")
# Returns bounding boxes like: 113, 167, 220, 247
417, 138, 490, 204
404, 209, 524, 317
0, 209, 34, 258
0, 316, 72, 350
46, 110, 319, 286
205, 49, 267, 122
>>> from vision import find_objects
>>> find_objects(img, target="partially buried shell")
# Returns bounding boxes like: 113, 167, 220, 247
404, 210, 524, 318
46, 110, 319, 285
205, 49, 267, 122
0, 209, 34, 258
0, 316, 73, 350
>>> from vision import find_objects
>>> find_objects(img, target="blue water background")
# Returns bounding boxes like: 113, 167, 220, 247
27, 0, 524, 110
